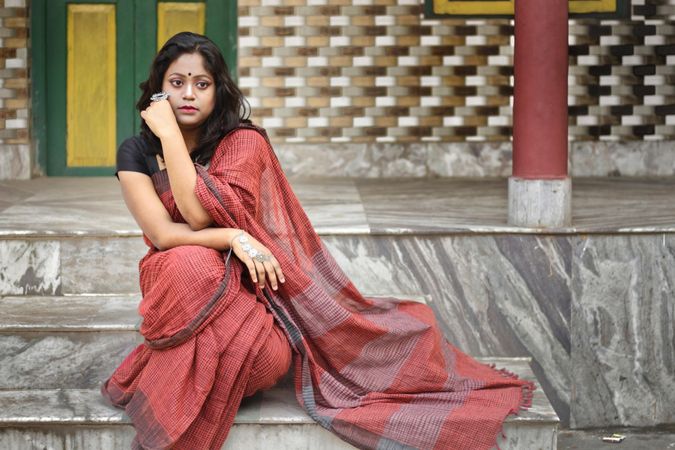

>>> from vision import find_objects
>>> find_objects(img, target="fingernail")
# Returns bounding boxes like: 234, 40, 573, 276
273, 285, 278, 290
280, 278, 285, 283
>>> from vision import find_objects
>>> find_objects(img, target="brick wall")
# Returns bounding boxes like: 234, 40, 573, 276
238, 0, 675, 145
0, 0, 673, 179
0, 0, 29, 179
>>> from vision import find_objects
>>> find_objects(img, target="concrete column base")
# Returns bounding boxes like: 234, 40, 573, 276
508, 177, 571, 227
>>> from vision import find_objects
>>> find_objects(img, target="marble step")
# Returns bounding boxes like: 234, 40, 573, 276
4, 177, 675, 298
0, 357, 559, 450
2, 293, 431, 390
0, 294, 141, 390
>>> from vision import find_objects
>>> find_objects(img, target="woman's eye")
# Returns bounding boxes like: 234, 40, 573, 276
170, 79, 182, 87
197, 81, 210, 89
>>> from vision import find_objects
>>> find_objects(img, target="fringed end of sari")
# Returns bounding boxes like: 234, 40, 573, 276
488, 363, 538, 450
519, 380, 536, 410
489, 362, 537, 410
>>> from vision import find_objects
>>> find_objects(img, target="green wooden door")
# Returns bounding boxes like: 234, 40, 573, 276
32, 0, 237, 176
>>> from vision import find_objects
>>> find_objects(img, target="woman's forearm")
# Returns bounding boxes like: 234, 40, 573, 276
160, 132, 213, 230
156, 222, 238, 251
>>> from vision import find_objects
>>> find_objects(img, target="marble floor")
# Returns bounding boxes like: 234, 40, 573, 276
2, 176, 673, 430
1, 177, 674, 236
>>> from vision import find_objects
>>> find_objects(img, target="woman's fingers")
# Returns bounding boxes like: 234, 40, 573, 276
262, 260, 278, 290
269, 256, 285, 284
243, 258, 258, 284
254, 259, 266, 289
231, 231, 285, 289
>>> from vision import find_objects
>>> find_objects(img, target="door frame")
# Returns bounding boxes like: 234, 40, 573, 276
31, 0, 238, 176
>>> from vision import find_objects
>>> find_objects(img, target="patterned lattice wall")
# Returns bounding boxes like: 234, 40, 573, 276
0, 0, 27, 144
238, 0, 675, 144
0, 0, 29, 179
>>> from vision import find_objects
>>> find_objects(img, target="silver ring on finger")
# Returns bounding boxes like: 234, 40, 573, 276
253, 253, 270, 263
150, 91, 170, 102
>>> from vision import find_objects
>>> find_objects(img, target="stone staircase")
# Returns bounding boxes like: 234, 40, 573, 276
0, 296, 558, 450
0, 178, 562, 449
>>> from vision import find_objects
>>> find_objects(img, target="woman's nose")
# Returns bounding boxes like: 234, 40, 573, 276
183, 83, 195, 99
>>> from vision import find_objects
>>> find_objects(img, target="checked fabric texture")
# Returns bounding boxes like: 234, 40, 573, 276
102, 123, 534, 450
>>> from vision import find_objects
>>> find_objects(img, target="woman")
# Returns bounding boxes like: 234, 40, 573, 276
103, 32, 534, 450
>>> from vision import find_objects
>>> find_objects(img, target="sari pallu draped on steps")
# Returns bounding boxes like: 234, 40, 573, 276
102, 124, 535, 450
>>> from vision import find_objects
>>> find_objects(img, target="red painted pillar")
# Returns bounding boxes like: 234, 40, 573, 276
513, 0, 568, 179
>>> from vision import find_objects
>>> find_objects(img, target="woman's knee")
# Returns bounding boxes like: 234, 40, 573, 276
141, 245, 226, 295
244, 324, 292, 397
161, 245, 225, 283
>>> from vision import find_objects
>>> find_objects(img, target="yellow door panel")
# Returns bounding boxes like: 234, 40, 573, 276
157, 2, 206, 50
67, 4, 117, 167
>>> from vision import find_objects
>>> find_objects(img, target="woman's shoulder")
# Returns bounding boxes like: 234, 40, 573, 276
116, 134, 155, 178
209, 125, 270, 168
218, 124, 270, 155
119, 134, 151, 153
226, 124, 269, 147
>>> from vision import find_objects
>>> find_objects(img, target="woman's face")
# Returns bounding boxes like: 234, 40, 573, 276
161, 52, 216, 131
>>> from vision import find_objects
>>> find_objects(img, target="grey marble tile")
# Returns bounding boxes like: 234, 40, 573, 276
2, 178, 675, 236
1, 176, 122, 199
0, 202, 138, 236
0, 332, 138, 389
0, 425, 355, 450
0, 240, 60, 295
0, 177, 371, 236
0, 144, 30, 180
277, 143, 428, 178
0, 359, 553, 420
355, 178, 675, 234
0, 389, 127, 425
321, 235, 572, 426
0, 415, 555, 450
0, 295, 141, 331
427, 142, 513, 177
356, 178, 511, 232
572, 178, 675, 232
0, 428, 135, 450
0, 358, 557, 449
0, 178, 136, 236
0, 295, 141, 391
366, 142, 429, 177
275, 140, 675, 179
0, 359, 556, 427
0, 182, 33, 213
60, 237, 147, 294
571, 234, 675, 428
258, 384, 310, 424
288, 178, 369, 234
498, 424, 558, 450
275, 143, 368, 177
223, 424, 358, 450
572, 141, 675, 177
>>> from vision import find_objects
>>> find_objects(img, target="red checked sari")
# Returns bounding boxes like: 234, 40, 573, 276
102, 123, 534, 450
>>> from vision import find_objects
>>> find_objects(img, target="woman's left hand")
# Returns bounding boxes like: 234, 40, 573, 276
230, 231, 285, 291
140, 99, 180, 140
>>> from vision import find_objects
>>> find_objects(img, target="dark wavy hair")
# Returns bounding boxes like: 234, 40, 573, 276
137, 32, 251, 164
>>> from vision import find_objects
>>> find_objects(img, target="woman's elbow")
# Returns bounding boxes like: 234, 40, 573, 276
147, 229, 174, 251
149, 234, 169, 251
186, 214, 212, 231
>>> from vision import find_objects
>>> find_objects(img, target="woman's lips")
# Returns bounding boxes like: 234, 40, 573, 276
178, 106, 198, 114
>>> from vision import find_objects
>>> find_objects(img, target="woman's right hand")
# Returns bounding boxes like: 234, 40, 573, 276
229, 230, 285, 291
